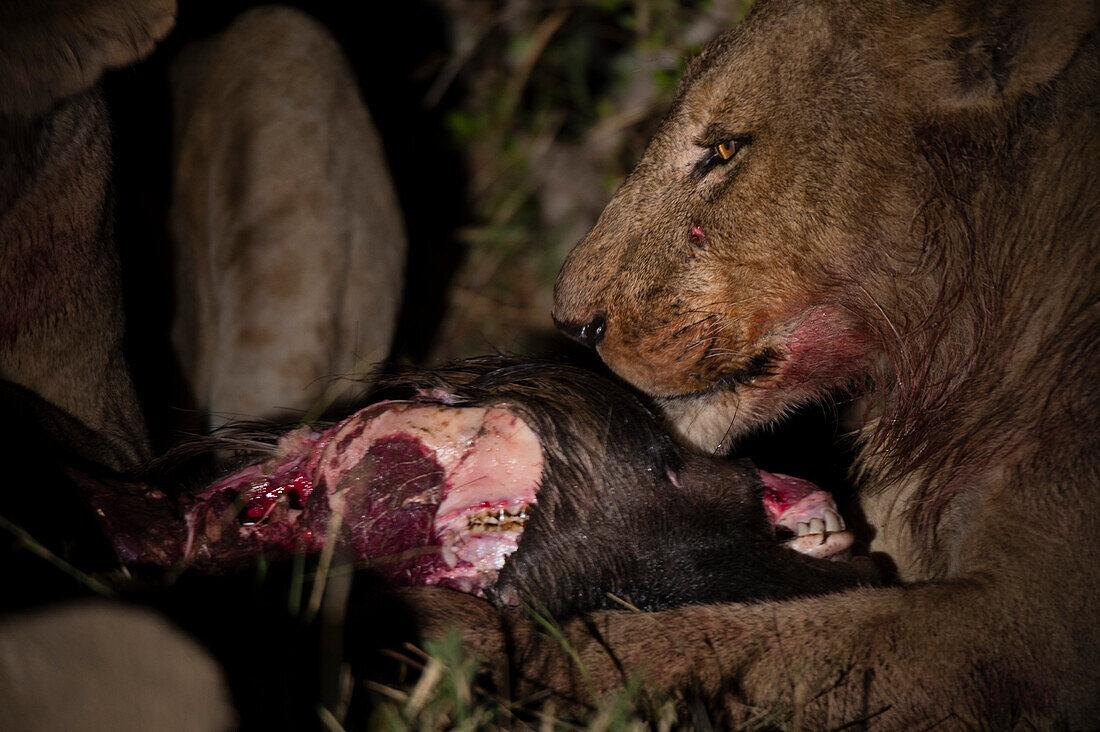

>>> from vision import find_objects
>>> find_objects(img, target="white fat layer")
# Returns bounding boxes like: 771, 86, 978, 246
318, 402, 485, 503
319, 402, 541, 507
431, 530, 526, 595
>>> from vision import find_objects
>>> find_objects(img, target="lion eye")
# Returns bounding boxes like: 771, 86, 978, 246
714, 140, 740, 160
694, 136, 750, 176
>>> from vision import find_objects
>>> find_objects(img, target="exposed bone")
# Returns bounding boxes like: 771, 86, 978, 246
465, 507, 531, 533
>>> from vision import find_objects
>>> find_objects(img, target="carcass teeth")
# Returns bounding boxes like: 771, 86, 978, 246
809, 517, 825, 535
824, 509, 844, 532
466, 507, 530, 532
797, 522, 810, 536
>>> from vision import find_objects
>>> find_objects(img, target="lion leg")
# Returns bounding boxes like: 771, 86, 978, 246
496, 474, 1098, 727
504, 582, 1064, 727
0, 1, 175, 470
403, 463, 1097, 727
170, 7, 406, 428
0, 92, 150, 470
0, 0, 176, 120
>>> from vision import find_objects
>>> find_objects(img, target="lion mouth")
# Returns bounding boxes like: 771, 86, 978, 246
721, 347, 780, 386
657, 346, 780, 402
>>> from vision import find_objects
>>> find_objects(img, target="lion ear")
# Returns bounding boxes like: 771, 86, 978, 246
911, 0, 1097, 115
0, 0, 177, 119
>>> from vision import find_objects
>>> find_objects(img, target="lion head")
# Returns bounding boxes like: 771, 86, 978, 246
553, 0, 1098, 461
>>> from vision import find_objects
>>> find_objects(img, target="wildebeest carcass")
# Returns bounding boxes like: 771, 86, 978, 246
81, 357, 875, 616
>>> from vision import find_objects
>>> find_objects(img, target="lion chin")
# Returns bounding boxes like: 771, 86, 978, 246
616, 306, 877, 454
658, 388, 792, 455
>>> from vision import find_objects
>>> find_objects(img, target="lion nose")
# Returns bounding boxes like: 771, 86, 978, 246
553, 313, 606, 348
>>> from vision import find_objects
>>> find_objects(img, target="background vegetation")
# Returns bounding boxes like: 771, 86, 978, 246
419, 0, 754, 361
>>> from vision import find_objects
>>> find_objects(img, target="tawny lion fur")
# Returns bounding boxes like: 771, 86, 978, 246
170, 7, 407, 427
412, 0, 1100, 726
0, 0, 176, 469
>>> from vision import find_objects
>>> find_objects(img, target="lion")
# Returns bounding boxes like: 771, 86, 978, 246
2, 4, 406, 727
1, 4, 236, 728
1, 1, 407, 455
408, 0, 1100, 725
170, 7, 407, 428
0, 0, 176, 470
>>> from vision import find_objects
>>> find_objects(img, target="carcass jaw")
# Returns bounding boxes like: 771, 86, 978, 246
776, 505, 855, 559
465, 505, 531, 532
784, 530, 855, 559
760, 470, 855, 560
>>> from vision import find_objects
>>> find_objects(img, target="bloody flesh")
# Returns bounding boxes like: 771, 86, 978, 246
148, 400, 543, 596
